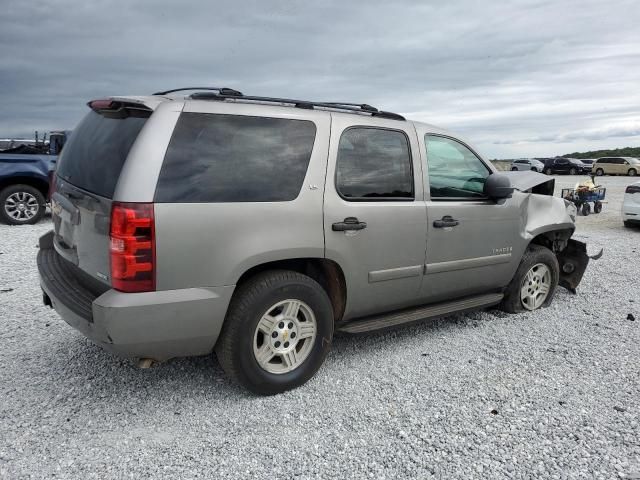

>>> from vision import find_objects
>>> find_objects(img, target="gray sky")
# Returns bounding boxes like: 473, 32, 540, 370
1, 0, 639, 158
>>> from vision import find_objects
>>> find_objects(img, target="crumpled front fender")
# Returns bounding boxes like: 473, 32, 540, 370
556, 239, 601, 293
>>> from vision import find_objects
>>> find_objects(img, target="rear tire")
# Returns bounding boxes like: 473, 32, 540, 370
544, 168, 552, 175
511, 167, 518, 171
595, 168, 604, 176
215, 270, 334, 395
0, 184, 46, 225
569, 167, 578, 175
628, 168, 637, 176
581, 203, 591, 216
500, 245, 559, 313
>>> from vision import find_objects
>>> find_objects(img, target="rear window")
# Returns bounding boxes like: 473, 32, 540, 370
155, 113, 317, 203
56, 110, 148, 198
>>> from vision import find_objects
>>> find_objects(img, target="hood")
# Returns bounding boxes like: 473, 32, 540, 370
500, 171, 555, 196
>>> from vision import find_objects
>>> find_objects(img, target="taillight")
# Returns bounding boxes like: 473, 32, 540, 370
626, 185, 640, 194
88, 99, 114, 111
109, 202, 155, 293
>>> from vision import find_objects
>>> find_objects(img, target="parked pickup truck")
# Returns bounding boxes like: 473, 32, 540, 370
0, 153, 56, 224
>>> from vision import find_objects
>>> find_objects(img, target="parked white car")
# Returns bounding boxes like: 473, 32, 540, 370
510, 158, 545, 172
623, 181, 640, 228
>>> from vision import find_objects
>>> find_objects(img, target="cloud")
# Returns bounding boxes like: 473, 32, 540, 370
0, 0, 639, 158
495, 121, 640, 144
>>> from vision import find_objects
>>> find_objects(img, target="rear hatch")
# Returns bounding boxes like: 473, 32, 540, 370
52, 100, 152, 287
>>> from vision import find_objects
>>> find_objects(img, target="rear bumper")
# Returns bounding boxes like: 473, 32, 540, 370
38, 231, 234, 361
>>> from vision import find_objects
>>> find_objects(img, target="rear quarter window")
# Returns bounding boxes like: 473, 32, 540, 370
155, 113, 317, 203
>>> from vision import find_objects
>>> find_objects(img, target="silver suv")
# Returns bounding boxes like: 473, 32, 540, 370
38, 87, 593, 394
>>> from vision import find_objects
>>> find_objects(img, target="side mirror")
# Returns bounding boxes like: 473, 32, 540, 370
484, 173, 514, 199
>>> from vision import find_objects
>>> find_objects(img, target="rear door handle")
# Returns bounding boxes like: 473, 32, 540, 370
433, 215, 459, 228
332, 217, 367, 231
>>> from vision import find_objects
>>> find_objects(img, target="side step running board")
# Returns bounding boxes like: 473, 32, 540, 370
338, 293, 504, 334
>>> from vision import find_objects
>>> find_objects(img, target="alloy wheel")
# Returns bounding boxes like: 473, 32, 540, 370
4, 191, 39, 222
253, 299, 317, 374
520, 263, 552, 311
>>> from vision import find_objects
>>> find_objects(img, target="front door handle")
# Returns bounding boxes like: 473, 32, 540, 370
332, 217, 367, 231
433, 215, 459, 228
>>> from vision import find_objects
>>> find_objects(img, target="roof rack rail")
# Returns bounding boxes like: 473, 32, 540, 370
152, 87, 243, 96
185, 90, 405, 121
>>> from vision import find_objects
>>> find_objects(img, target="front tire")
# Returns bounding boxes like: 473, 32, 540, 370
595, 168, 604, 176
500, 245, 559, 313
569, 167, 578, 175
0, 184, 46, 225
215, 270, 334, 395
544, 168, 552, 175
628, 168, 637, 176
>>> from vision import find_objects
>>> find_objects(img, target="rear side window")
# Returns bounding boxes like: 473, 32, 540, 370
56, 111, 148, 198
335, 127, 413, 200
155, 113, 316, 203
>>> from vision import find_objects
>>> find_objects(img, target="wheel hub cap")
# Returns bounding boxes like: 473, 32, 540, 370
520, 263, 551, 311
253, 299, 317, 374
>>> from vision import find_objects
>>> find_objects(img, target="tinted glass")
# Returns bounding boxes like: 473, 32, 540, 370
56, 111, 148, 198
336, 128, 413, 199
426, 135, 490, 198
155, 113, 316, 203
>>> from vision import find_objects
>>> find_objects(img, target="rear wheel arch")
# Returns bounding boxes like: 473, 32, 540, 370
0, 176, 49, 198
234, 258, 347, 323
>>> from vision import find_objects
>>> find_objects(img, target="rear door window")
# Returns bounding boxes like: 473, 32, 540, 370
155, 113, 316, 203
56, 110, 148, 198
335, 127, 413, 200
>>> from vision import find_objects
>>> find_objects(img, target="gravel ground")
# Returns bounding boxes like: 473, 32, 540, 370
1, 175, 639, 479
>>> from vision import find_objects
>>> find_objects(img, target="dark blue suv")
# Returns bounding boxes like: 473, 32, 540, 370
542, 157, 590, 175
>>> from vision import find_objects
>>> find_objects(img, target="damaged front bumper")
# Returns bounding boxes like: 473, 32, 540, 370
556, 239, 602, 293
